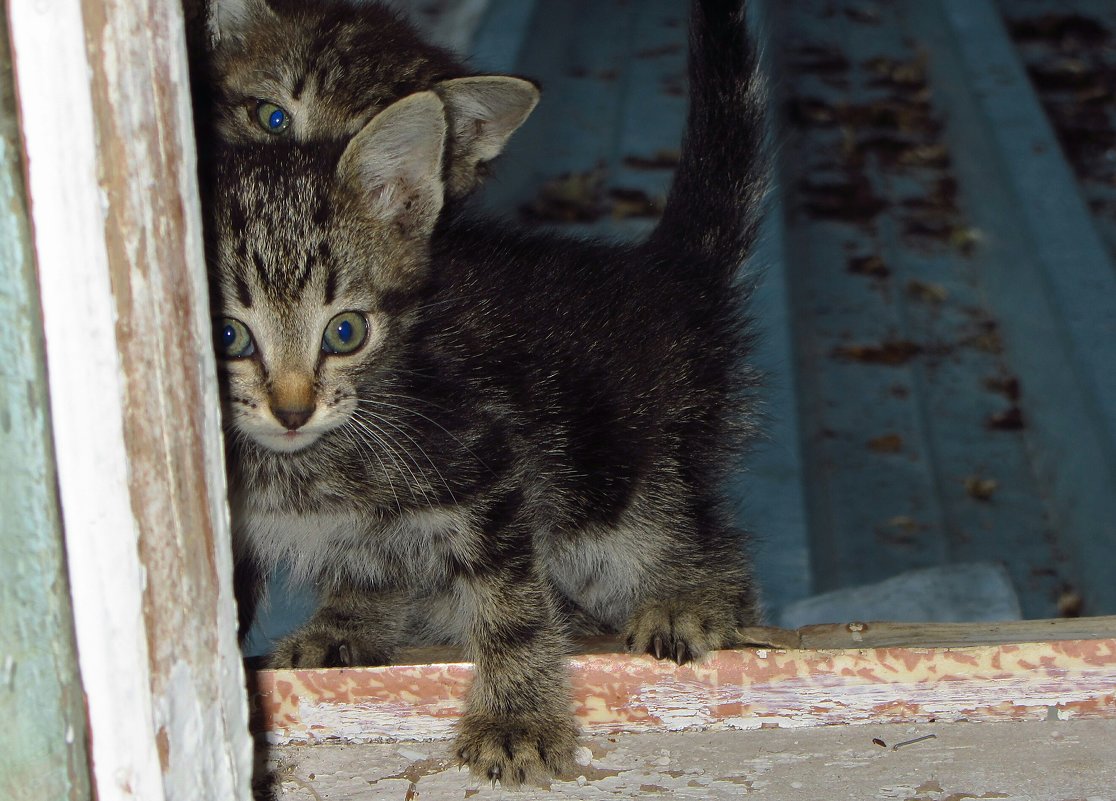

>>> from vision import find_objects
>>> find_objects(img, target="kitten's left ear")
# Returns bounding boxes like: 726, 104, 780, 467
337, 91, 448, 239
436, 77, 540, 197
212, 0, 278, 43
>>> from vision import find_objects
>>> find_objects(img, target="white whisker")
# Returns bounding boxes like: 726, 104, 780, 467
348, 412, 436, 510
352, 407, 458, 505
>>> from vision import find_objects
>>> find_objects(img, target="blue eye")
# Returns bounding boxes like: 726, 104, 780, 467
322, 312, 368, 355
254, 100, 291, 134
215, 318, 255, 359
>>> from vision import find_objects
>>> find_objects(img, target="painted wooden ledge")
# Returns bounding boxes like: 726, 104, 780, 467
250, 619, 1116, 745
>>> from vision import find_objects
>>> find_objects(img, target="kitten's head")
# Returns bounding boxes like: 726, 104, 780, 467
207, 91, 447, 454
208, 0, 539, 197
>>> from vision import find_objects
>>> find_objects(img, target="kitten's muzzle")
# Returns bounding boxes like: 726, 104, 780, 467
269, 372, 316, 430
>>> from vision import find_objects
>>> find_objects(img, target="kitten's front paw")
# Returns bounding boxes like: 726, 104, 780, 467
624, 599, 736, 665
269, 626, 392, 669
455, 712, 578, 787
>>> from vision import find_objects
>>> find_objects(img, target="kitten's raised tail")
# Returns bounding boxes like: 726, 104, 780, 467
648, 0, 768, 281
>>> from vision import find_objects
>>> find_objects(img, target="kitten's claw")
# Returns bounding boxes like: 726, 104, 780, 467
625, 599, 736, 665
269, 627, 390, 669
455, 712, 577, 788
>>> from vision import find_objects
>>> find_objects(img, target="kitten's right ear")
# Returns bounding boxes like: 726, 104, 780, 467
213, 0, 278, 42
337, 92, 448, 240
436, 77, 541, 197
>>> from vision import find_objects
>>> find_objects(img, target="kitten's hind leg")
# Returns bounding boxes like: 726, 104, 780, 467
621, 510, 761, 665
625, 582, 759, 665
269, 581, 409, 669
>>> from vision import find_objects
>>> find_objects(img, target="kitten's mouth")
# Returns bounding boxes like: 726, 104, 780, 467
253, 429, 321, 453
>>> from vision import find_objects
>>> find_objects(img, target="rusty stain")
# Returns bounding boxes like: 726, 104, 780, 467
156, 726, 171, 771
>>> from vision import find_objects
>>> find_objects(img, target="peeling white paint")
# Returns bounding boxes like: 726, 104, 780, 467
9, 2, 167, 797
299, 700, 458, 742
265, 720, 1116, 800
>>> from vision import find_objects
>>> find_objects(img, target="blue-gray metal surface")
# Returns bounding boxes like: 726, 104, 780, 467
762, 0, 1116, 618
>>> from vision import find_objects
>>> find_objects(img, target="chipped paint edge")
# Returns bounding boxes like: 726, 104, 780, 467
252, 638, 1116, 745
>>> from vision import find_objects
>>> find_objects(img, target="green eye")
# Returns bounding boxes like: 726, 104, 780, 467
322, 311, 368, 355
254, 100, 291, 134
215, 318, 255, 359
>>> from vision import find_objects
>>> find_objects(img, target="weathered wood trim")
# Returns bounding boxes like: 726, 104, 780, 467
0, 6, 91, 798
253, 636, 1116, 744
6, 0, 251, 799
788, 616, 1116, 649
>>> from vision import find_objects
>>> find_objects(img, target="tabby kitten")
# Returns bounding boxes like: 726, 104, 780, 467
207, 0, 539, 198
205, 0, 766, 786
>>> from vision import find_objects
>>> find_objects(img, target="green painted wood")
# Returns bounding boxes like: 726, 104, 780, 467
0, 8, 91, 800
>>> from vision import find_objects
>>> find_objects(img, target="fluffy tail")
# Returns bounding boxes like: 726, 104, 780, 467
647, 0, 768, 280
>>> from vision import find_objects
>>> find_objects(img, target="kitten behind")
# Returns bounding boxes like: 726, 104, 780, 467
206, 0, 539, 197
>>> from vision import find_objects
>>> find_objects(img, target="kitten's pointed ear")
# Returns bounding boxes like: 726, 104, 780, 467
338, 91, 448, 239
213, 0, 278, 42
436, 76, 540, 196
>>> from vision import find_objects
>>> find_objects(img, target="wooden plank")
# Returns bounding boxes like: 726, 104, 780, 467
0, 7, 91, 799
790, 615, 1116, 649
252, 633, 1116, 745
6, 0, 251, 799
264, 719, 1116, 799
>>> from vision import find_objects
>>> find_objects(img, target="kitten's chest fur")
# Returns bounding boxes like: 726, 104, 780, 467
235, 487, 477, 589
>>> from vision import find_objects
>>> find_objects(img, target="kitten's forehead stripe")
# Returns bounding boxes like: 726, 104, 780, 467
324, 263, 339, 307
251, 249, 269, 288
234, 272, 253, 309
293, 250, 314, 297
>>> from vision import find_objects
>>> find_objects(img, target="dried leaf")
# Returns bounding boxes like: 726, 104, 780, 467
964, 476, 999, 501
833, 341, 923, 366
897, 143, 950, 168
986, 406, 1026, 431
1058, 589, 1084, 618
609, 188, 665, 219
868, 433, 904, 453
983, 375, 1022, 401
848, 254, 891, 278
521, 166, 608, 223
907, 279, 949, 303
950, 226, 981, 254
623, 149, 681, 170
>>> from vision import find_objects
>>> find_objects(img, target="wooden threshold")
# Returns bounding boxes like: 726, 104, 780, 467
251, 617, 1116, 745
